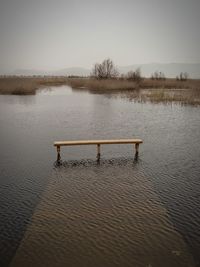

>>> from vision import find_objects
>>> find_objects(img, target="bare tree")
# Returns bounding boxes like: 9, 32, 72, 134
177, 72, 189, 81
91, 58, 118, 79
151, 71, 165, 80
151, 71, 159, 80
126, 68, 142, 82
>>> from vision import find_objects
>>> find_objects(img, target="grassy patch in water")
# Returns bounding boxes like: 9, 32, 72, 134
0, 77, 200, 106
0, 77, 69, 95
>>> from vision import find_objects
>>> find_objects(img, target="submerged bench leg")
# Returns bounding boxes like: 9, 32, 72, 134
135, 143, 139, 154
97, 144, 101, 161
57, 146, 61, 162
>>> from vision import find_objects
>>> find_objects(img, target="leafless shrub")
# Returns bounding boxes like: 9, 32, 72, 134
126, 68, 142, 82
151, 71, 166, 80
176, 72, 189, 81
91, 58, 118, 79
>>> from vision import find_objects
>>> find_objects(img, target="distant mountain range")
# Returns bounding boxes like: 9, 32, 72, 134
11, 67, 91, 77
9, 63, 200, 78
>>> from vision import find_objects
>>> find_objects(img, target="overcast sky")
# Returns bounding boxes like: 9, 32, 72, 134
0, 0, 200, 73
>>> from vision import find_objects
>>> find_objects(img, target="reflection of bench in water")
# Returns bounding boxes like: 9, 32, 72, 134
54, 139, 143, 162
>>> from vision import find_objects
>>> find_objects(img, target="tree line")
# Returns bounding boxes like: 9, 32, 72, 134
91, 58, 189, 81
91, 58, 142, 81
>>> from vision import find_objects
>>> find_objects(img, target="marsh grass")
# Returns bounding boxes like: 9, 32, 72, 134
68, 77, 200, 91
0, 77, 138, 94
67, 78, 138, 90
68, 77, 200, 105
146, 88, 200, 105
0, 77, 200, 105
140, 78, 200, 90
0, 78, 38, 95
0, 77, 68, 95
115, 88, 200, 106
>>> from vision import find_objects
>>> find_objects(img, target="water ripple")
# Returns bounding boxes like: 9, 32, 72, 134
12, 159, 195, 267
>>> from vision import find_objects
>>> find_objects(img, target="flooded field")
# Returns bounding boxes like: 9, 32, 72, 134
0, 86, 200, 266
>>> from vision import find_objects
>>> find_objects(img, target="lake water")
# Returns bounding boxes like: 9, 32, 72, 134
0, 86, 200, 266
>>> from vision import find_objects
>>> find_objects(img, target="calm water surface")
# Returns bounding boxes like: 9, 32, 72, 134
0, 86, 200, 266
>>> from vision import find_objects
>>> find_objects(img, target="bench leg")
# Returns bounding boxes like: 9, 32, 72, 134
135, 143, 139, 154
97, 144, 101, 161
57, 146, 61, 162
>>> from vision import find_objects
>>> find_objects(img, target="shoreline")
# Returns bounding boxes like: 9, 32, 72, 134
0, 77, 200, 105
0, 76, 200, 95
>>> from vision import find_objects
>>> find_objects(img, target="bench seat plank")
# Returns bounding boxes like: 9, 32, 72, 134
54, 139, 143, 146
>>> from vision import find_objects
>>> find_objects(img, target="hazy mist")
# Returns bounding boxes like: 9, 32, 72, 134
0, 0, 200, 74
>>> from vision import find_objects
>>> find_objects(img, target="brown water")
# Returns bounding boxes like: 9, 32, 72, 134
0, 86, 200, 266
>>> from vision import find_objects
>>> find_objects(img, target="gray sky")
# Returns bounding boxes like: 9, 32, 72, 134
0, 0, 200, 73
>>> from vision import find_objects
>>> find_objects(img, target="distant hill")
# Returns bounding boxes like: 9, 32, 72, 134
53, 67, 91, 76
9, 63, 200, 78
11, 69, 49, 76
11, 67, 91, 77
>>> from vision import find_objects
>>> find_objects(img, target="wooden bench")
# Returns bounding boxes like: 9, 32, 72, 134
54, 139, 143, 162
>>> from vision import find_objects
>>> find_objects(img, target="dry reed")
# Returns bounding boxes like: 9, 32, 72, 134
0, 77, 200, 105
67, 78, 137, 90
0, 77, 69, 95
